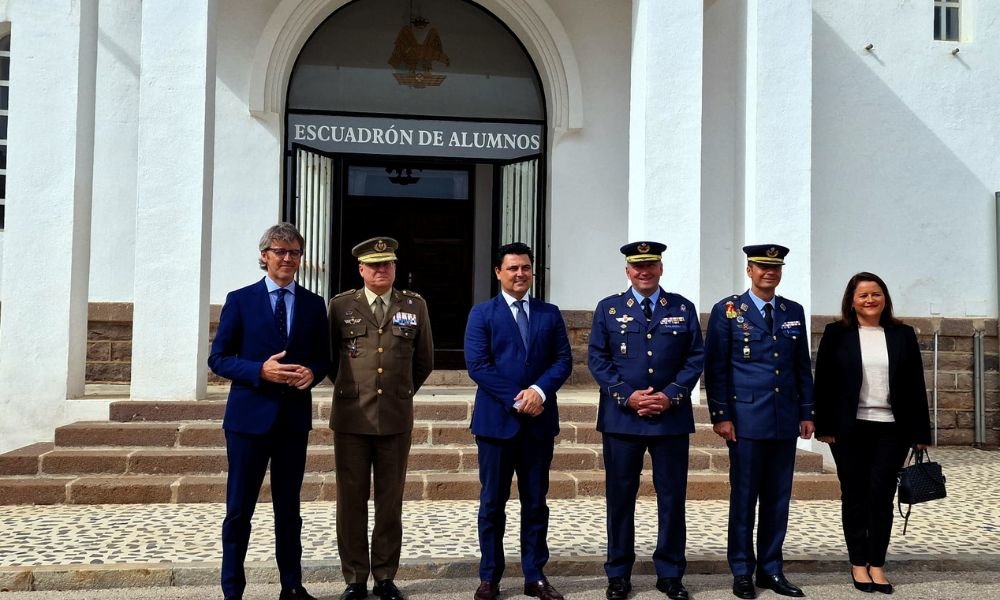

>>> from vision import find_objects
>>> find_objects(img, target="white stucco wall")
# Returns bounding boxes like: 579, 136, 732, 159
210, 0, 284, 302
545, 0, 630, 309
812, 1, 1000, 318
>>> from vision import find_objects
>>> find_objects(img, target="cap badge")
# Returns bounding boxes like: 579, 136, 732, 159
374, 240, 387, 252
766, 247, 779, 258
637, 242, 650, 253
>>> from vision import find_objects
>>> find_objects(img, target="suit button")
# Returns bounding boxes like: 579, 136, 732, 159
772, 335, 777, 341
773, 352, 779, 357
647, 351, 652, 356
377, 368, 383, 374
349, 330, 355, 336
378, 347, 384, 353
672, 331, 677, 335
743, 338, 749, 343
647, 368, 653, 374
775, 387, 780, 392
377, 388, 383, 394
792, 335, 798, 339
646, 333, 652, 339
379, 328, 384, 334
775, 369, 780, 375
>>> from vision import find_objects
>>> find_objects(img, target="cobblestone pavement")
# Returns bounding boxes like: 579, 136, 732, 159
0, 447, 997, 592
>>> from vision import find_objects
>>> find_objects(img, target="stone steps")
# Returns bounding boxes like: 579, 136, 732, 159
0, 390, 840, 505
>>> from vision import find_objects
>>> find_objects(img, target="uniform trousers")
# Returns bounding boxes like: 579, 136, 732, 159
726, 437, 796, 577
603, 432, 689, 579
475, 431, 555, 583
334, 430, 412, 584
222, 427, 309, 598
829, 420, 910, 567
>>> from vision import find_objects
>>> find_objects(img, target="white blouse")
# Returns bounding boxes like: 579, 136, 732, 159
857, 326, 894, 422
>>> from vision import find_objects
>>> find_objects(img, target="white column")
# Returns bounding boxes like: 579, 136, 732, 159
89, 0, 141, 302
0, 1, 98, 452
743, 0, 812, 312
628, 0, 703, 303
131, 0, 216, 400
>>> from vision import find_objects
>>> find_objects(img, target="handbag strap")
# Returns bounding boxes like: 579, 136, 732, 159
897, 494, 913, 535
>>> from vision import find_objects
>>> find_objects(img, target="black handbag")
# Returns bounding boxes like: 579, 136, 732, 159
896, 447, 947, 534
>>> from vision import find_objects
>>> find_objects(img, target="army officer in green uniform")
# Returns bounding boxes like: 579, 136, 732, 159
328, 237, 434, 600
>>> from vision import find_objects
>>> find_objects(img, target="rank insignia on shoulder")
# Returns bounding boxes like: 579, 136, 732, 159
725, 301, 738, 319
609, 307, 617, 315
334, 289, 356, 298
680, 304, 687, 311
659, 297, 667, 306
626, 298, 635, 308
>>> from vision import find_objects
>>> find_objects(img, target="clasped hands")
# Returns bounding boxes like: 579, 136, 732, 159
260, 351, 314, 390
628, 387, 672, 417
513, 387, 544, 417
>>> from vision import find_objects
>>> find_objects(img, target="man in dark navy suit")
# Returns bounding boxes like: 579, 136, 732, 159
588, 241, 704, 600
209, 223, 331, 600
464, 242, 573, 600
704, 244, 814, 599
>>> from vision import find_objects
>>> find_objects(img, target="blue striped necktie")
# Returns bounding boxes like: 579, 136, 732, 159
514, 299, 529, 348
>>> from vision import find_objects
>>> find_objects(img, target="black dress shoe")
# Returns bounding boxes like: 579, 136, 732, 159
852, 573, 874, 593
280, 588, 318, 600
732, 575, 756, 599
224, 597, 242, 600
474, 580, 500, 600
524, 579, 564, 600
374, 580, 405, 600
755, 573, 804, 597
606, 576, 632, 600
655, 577, 689, 600
341, 583, 369, 600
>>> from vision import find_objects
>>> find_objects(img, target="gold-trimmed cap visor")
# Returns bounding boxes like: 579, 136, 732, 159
352, 237, 399, 264
620, 241, 667, 263
742, 243, 789, 265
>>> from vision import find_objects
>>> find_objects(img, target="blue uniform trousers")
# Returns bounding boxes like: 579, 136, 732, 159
603, 432, 689, 579
222, 427, 308, 598
726, 438, 796, 577
476, 431, 554, 583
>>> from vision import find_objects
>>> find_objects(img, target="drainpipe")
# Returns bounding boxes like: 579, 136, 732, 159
973, 330, 985, 447
933, 328, 939, 447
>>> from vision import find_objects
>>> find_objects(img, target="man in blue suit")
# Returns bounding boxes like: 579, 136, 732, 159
704, 244, 814, 599
209, 223, 331, 600
464, 242, 573, 600
588, 241, 704, 600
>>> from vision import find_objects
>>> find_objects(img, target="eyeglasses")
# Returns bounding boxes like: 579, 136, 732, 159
266, 248, 304, 258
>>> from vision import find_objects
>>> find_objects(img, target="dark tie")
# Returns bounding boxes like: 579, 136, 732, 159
764, 302, 774, 333
274, 288, 288, 346
374, 296, 385, 326
514, 299, 529, 348
641, 297, 652, 321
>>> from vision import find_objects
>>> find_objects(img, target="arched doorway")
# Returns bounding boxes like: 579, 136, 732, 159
284, 0, 546, 368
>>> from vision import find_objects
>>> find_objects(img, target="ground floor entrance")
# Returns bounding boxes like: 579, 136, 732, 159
286, 118, 544, 368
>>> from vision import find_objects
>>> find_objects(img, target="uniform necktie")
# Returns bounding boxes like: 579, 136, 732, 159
514, 299, 529, 348
764, 302, 774, 333
641, 297, 652, 321
274, 288, 288, 346
374, 296, 385, 326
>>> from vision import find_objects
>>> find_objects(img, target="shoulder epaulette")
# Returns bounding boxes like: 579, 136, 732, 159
402, 289, 423, 299
333, 289, 356, 299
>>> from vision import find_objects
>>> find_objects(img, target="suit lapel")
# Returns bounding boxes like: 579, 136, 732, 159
885, 325, 902, 377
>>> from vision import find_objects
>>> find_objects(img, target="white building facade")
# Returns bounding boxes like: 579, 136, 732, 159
0, 0, 997, 452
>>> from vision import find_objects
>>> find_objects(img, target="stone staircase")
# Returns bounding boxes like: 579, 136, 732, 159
0, 384, 839, 505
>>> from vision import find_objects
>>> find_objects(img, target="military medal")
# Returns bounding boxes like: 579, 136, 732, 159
620, 341, 627, 354
736, 316, 744, 324
348, 339, 359, 359
725, 301, 737, 319
743, 345, 751, 359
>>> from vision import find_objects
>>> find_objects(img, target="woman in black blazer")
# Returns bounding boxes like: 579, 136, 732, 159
814, 272, 931, 594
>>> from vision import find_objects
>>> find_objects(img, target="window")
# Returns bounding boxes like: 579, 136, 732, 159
934, 0, 960, 41
0, 32, 8, 230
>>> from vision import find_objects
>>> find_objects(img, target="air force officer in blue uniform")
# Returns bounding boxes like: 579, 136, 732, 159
209, 223, 331, 600
588, 242, 704, 600
704, 244, 814, 599
465, 242, 573, 600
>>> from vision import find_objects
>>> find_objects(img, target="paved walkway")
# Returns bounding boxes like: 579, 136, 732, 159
1, 448, 997, 592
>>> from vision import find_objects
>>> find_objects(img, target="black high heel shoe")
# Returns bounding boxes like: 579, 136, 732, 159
868, 567, 894, 595
852, 574, 874, 593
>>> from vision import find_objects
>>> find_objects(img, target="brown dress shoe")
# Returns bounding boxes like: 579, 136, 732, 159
475, 580, 500, 600
524, 580, 564, 600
